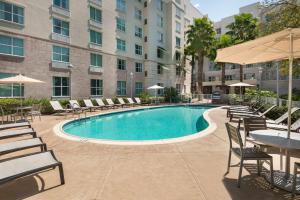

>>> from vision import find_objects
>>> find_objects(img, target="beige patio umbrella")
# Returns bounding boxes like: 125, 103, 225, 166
147, 85, 164, 103
0, 74, 45, 107
215, 28, 300, 139
228, 82, 255, 97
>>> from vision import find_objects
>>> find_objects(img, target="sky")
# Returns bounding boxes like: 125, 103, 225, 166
191, 0, 260, 22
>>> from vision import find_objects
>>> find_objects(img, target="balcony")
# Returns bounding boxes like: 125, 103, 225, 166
88, 19, 102, 30
51, 5, 70, 18
88, 0, 102, 7
89, 43, 102, 50
89, 66, 103, 73
51, 61, 70, 70
51, 33, 70, 43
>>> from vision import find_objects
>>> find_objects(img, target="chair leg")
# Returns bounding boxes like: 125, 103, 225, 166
270, 158, 274, 188
58, 164, 65, 185
257, 160, 261, 176
237, 159, 244, 188
226, 150, 232, 175
292, 166, 297, 197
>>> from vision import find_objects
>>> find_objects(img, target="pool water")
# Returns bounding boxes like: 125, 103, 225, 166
63, 105, 211, 141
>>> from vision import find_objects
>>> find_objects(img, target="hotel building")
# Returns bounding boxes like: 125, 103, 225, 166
0, 0, 203, 99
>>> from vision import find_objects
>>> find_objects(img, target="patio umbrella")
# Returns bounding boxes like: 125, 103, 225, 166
228, 82, 255, 97
215, 28, 300, 139
0, 74, 45, 109
147, 85, 164, 103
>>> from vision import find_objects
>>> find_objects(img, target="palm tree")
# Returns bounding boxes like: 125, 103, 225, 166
226, 13, 258, 82
216, 34, 235, 93
184, 46, 196, 93
186, 17, 216, 94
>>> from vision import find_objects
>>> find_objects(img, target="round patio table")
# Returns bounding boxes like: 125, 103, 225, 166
250, 129, 300, 193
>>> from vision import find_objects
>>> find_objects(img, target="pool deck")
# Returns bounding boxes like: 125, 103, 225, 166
0, 106, 299, 200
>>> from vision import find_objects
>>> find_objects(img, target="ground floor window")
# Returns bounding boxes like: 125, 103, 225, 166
0, 73, 24, 97
91, 79, 103, 96
157, 83, 164, 96
135, 82, 143, 95
52, 76, 70, 97
176, 84, 181, 93
117, 81, 126, 96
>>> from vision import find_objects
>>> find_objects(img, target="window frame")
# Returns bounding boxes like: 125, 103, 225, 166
90, 79, 103, 96
0, 34, 24, 57
52, 76, 70, 97
53, 18, 70, 37
0, 1, 24, 25
117, 81, 126, 96
52, 45, 70, 63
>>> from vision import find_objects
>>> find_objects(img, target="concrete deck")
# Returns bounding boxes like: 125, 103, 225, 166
0, 107, 299, 200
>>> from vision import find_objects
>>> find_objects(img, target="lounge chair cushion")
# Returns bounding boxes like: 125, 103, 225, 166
0, 122, 31, 130
0, 151, 59, 181
0, 128, 35, 139
0, 138, 43, 155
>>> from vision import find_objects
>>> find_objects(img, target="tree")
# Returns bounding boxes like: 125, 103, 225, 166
259, 0, 300, 36
184, 45, 197, 93
226, 13, 259, 82
216, 34, 235, 93
186, 17, 216, 94
226, 13, 259, 43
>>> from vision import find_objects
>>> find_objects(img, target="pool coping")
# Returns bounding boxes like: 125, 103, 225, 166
53, 104, 219, 146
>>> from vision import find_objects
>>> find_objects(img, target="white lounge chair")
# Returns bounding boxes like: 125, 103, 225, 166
106, 99, 119, 108
118, 98, 129, 107
134, 97, 142, 105
69, 100, 89, 111
95, 99, 113, 109
127, 98, 136, 106
83, 99, 102, 111
0, 151, 65, 186
0, 128, 37, 140
50, 101, 73, 115
0, 122, 31, 131
266, 107, 300, 125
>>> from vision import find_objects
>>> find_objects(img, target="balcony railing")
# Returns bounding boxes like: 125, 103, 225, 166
51, 5, 70, 18
89, 66, 103, 73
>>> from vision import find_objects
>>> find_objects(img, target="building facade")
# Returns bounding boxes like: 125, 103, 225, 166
202, 2, 300, 95
0, 0, 203, 99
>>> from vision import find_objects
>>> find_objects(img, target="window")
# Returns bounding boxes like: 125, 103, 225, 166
116, 17, 126, 32
53, 18, 69, 36
176, 37, 181, 47
157, 83, 164, 95
134, 7, 142, 20
208, 76, 216, 82
156, 0, 163, 11
117, 81, 126, 96
157, 48, 164, 58
225, 75, 233, 81
157, 32, 163, 43
175, 6, 181, 19
0, 35, 24, 57
176, 66, 181, 76
176, 22, 181, 33
157, 15, 163, 27
116, 0, 125, 12
135, 26, 143, 38
0, 73, 23, 97
135, 62, 143, 72
91, 79, 103, 96
53, 0, 69, 10
116, 38, 126, 51
90, 30, 102, 45
176, 84, 181, 93
0, 1, 24, 24
90, 6, 102, 23
52, 45, 69, 62
135, 44, 142, 55
175, 51, 181, 61
52, 76, 70, 97
90, 53, 102, 67
157, 64, 163, 74
135, 82, 143, 95
117, 58, 126, 70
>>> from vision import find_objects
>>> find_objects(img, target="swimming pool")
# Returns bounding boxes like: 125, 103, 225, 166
62, 105, 214, 142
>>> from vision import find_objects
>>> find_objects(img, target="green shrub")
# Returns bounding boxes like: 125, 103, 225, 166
164, 87, 180, 103
280, 89, 300, 101
139, 92, 151, 104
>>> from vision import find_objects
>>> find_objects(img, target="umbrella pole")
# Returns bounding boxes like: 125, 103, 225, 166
287, 32, 294, 139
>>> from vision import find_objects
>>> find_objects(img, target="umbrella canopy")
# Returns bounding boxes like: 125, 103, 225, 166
147, 85, 164, 90
0, 74, 44, 84
215, 28, 300, 139
215, 28, 300, 65
228, 82, 255, 87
